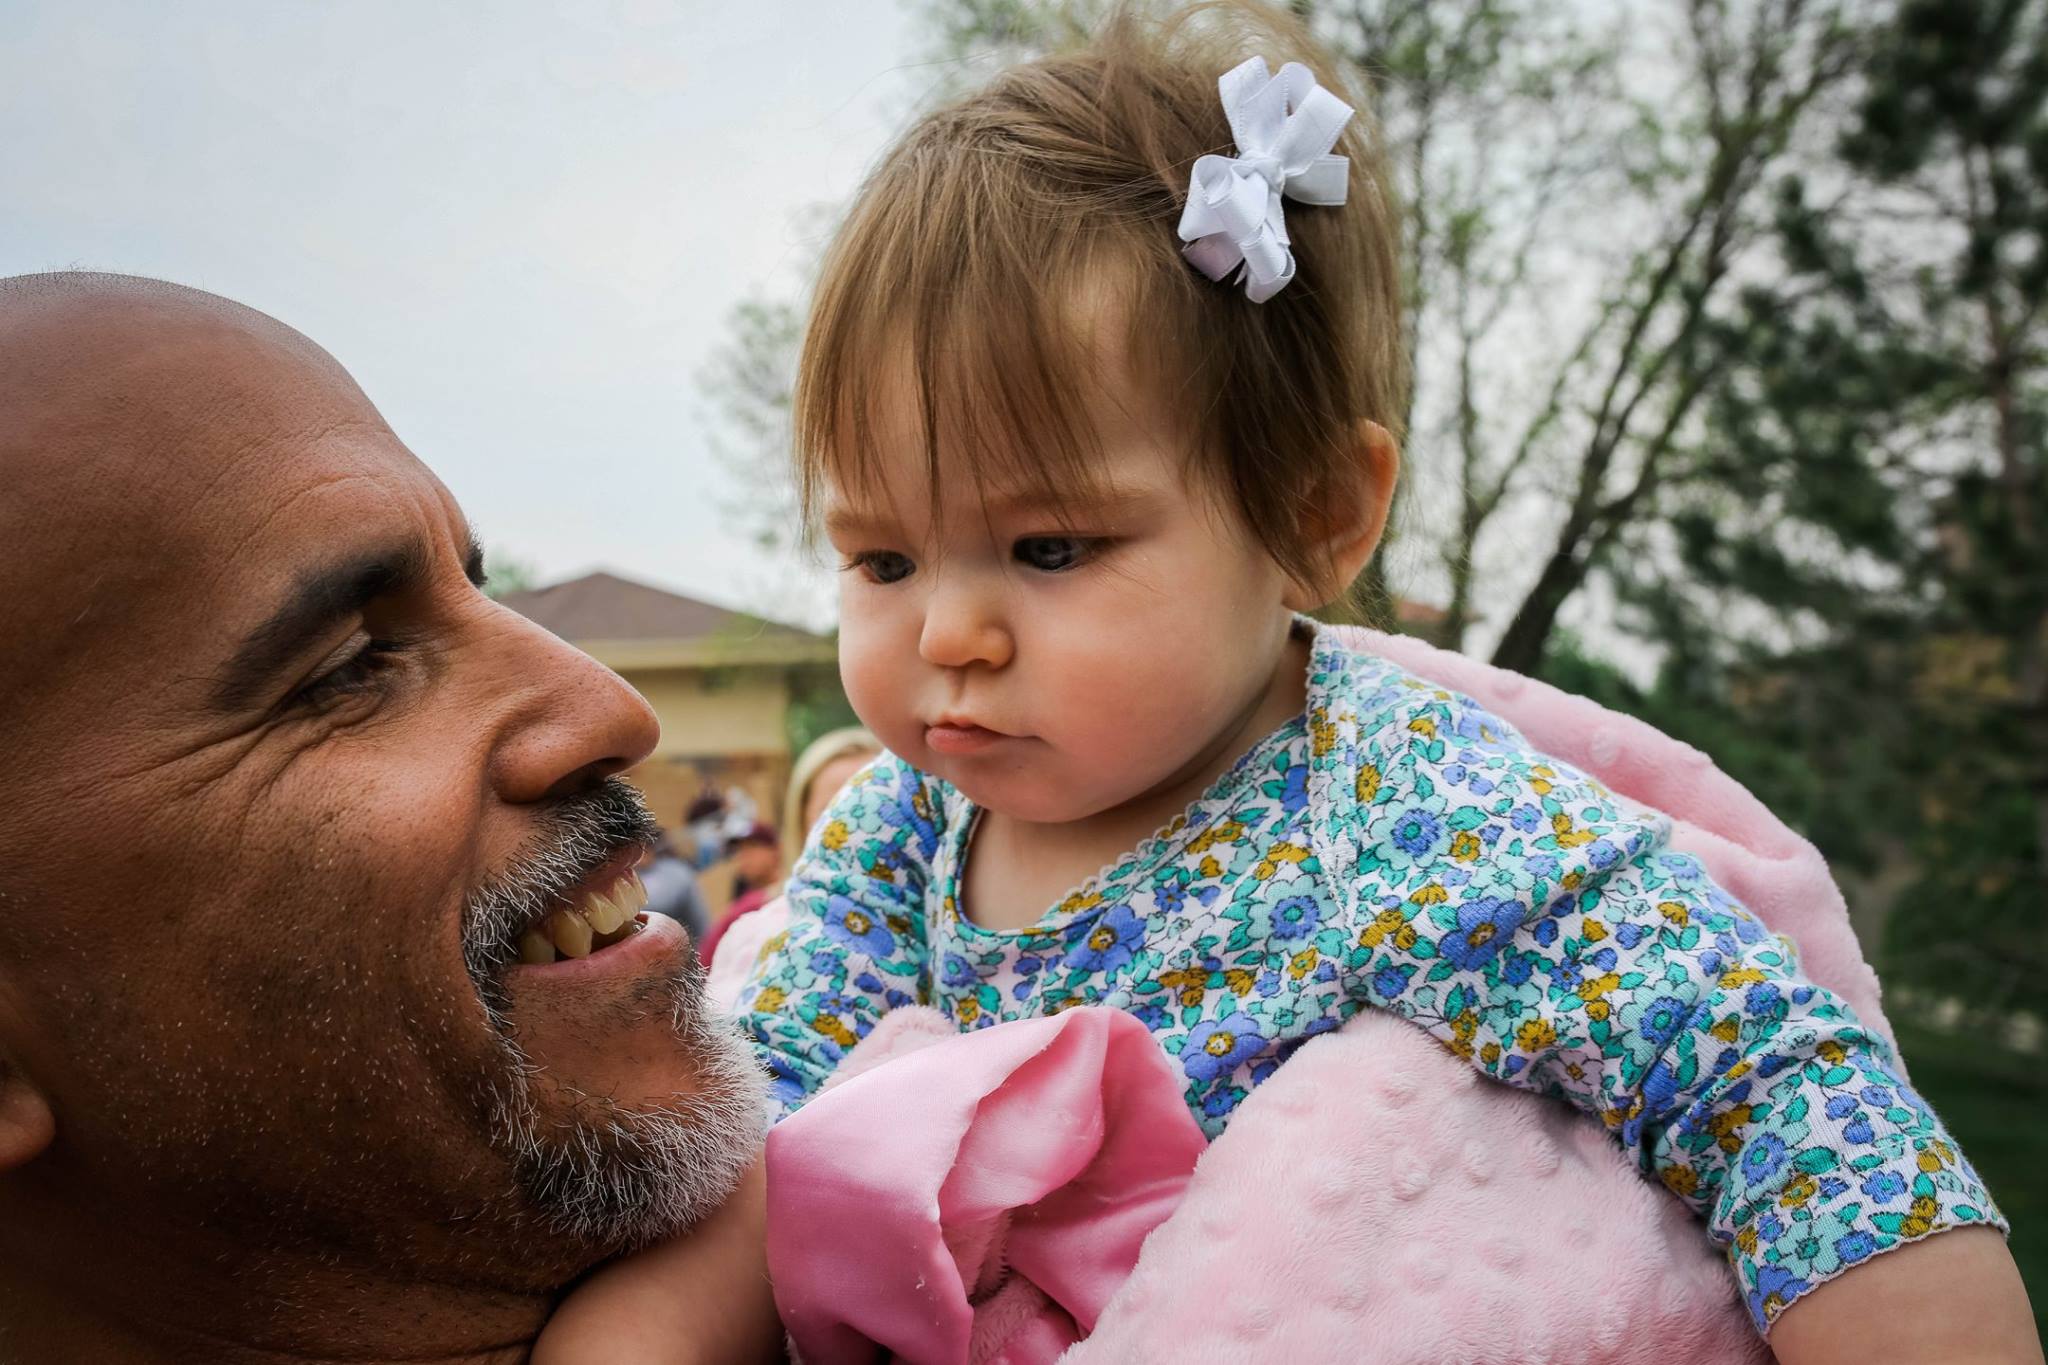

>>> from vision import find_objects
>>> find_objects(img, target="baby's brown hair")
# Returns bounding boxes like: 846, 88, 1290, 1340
794, 1, 1405, 596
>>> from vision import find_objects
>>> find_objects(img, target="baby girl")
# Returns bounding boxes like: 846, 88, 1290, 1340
537, 5, 2034, 1361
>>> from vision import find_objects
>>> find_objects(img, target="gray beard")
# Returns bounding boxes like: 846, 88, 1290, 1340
480, 952, 764, 1249
461, 778, 765, 1250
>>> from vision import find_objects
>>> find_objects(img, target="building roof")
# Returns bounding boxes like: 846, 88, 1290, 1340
497, 571, 836, 669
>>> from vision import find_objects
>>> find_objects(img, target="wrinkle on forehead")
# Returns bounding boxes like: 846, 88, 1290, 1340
0, 276, 429, 750
179, 415, 396, 521
3, 273, 375, 442
208, 465, 429, 586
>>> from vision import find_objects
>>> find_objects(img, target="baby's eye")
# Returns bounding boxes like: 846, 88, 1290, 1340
1013, 536, 1094, 573
845, 550, 916, 584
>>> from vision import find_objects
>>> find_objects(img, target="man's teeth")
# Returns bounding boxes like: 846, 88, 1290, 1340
545, 908, 594, 958
582, 887, 633, 935
519, 871, 652, 965
519, 926, 558, 965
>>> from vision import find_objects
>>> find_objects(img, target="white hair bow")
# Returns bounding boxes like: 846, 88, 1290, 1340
1177, 57, 1354, 303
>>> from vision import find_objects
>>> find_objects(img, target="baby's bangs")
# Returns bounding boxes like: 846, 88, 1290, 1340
796, 195, 1137, 535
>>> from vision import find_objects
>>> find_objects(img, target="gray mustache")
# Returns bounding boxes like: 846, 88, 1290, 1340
460, 776, 660, 993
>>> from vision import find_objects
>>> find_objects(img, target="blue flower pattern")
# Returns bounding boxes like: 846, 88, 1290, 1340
738, 632, 2003, 1332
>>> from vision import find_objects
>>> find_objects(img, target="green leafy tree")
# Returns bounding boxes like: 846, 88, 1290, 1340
702, 296, 806, 561
481, 549, 541, 600
1317, 0, 1628, 635
907, 0, 1860, 661
1615, 0, 2046, 1017
1477, 0, 1861, 670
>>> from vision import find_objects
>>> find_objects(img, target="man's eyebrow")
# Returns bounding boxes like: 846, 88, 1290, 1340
210, 541, 432, 712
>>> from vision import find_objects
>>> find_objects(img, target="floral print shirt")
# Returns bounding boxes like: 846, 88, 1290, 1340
737, 630, 2003, 1332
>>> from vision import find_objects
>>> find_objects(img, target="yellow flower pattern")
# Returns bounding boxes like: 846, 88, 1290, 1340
739, 629, 2002, 1333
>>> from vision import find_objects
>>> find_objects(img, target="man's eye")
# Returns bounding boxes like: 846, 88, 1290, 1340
294, 639, 404, 707
1013, 536, 1094, 573
844, 551, 915, 584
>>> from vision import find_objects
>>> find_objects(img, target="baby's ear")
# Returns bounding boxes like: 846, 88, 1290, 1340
1282, 420, 1400, 612
0, 1054, 54, 1172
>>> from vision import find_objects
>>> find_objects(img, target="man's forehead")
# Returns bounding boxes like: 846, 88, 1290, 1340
0, 278, 464, 718
2, 285, 381, 482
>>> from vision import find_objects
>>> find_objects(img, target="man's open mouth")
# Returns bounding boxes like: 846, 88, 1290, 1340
512, 868, 654, 966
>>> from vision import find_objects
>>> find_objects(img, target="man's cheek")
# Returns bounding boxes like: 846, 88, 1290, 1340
299, 745, 480, 884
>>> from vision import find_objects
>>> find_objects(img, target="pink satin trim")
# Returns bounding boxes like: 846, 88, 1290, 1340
767, 1008, 1206, 1365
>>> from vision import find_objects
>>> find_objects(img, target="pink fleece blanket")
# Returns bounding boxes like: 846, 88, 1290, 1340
760, 627, 1889, 1363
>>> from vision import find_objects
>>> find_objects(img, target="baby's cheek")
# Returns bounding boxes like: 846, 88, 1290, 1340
838, 641, 909, 743
1062, 666, 1207, 780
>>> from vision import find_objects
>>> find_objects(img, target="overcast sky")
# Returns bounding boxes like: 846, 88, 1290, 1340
1, 0, 933, 625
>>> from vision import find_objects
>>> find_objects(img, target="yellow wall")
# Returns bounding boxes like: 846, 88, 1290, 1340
615, 665, 794, 910
622, 665, 792, 758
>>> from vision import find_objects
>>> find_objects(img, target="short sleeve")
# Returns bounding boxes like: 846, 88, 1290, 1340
736, 753, 947, 1117
1336, 677, 2005, 1332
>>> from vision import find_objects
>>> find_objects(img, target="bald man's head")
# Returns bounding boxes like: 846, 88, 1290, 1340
0, 274, 757, 1361
0, 269, 359, 422
0, 274, 389, 718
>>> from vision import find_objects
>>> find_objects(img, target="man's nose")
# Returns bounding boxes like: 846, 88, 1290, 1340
483, 608, 661, 804
918, 575, 1013, 671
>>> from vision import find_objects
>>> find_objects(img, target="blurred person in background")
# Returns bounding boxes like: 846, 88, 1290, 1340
728, 822, 782, 905
637, 832, 712, 940
680, 789, 730, 870
702, 728, 882, 999
696, 823, 782, 971
783, 728, 887, 858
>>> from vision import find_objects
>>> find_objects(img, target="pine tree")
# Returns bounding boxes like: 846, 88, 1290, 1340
1625, 0, 2046, 1018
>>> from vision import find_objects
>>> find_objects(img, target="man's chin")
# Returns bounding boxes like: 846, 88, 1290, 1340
498, 914, 702, 1103
481, 914, 765, 1251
